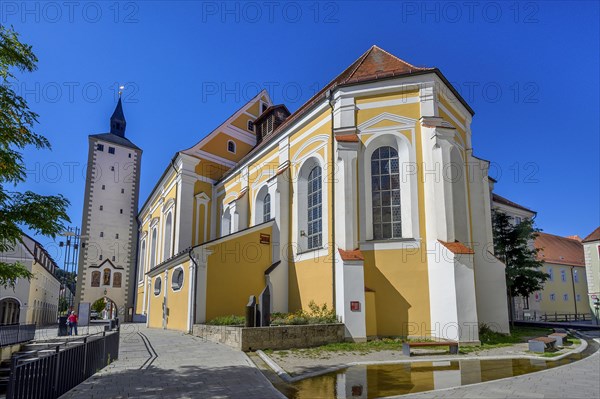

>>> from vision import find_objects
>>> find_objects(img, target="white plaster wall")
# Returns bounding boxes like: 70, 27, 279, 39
453, 254, 480, 342
427, 242, 459, 340
335, 252, 367, 340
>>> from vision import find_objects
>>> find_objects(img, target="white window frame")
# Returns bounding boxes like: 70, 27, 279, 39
171, 266, 184, 292
162, 211, 173, 262
293, 155, 328, 257
138, 238, 146, 283
360, 131, 419, 242
227, 140, 236, 154
254, 185, 271, 225
154, 277, 162, 296
150, 226, 158, 270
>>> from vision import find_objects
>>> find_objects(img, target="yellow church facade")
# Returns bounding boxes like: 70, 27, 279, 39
135, 46, 509, 343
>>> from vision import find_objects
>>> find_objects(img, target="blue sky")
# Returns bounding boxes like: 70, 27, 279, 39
4, 1, 599, 249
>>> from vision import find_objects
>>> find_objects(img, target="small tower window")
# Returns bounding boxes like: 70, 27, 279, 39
247, 121, 254, 131
115, 233, 119, 239
100, 232, 104, 237
102, 185, 105, 190
120, 209, 123, 214
110, 166, 115, 171
227, 140, 236, 154
121, 188, 125, 194
97, 144, 104, 151
108, 147, 115, 154
99, 205, 103, 211
128, 153, 132, 158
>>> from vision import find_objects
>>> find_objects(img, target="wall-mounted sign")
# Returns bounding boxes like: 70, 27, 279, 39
350, 301, 360, 312
260, 233, 270, 245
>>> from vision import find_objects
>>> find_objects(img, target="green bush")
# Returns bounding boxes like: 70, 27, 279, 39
270, 301, 338, 326
206, 315, 245, 326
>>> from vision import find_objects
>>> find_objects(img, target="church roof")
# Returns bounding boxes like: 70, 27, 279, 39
218, 45, 472, 183
89, 132, 141, 150
535, 232, 585, 267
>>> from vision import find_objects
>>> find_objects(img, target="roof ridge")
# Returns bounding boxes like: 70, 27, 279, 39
373, 45, 432, 71
342, 46, 376, 83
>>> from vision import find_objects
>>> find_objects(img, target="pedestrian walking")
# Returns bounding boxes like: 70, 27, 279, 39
67, 311, 78, 336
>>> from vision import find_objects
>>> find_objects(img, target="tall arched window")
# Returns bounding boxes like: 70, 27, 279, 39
371, 146, 401, 240
263, 193, 271, 222
138, 240, 146, 282
150, 228, 157, 269
103, 268, 111, 286
307, 166, 322, 249
163, 212, 173, 261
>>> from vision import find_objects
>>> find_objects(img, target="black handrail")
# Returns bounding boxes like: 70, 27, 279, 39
6, 328, 120, 399
0, 324, 36, 347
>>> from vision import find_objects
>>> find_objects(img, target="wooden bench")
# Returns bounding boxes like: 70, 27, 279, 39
548, 333, 570, 347
402, 341, 459, 356
528, 336, 556, 353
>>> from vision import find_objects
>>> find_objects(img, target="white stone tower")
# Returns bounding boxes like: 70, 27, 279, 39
75, 98, 142, 321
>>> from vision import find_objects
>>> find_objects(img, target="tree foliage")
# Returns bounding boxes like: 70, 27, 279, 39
492, 210, 548, 300
0, 25, 70, 288
92, 298, 106, 314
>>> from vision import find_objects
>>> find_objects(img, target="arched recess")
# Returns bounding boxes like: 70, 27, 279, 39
362, 132, 418, 241
163, 212, 173, 261
254, 185, 271, 225
295, 156, 326, 252
449, 145, 470, 244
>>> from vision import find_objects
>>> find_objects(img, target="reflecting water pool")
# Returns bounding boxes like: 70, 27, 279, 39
279, 341, 597, 399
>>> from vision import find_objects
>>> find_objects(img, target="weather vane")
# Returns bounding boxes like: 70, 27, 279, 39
118, 85, 125, 98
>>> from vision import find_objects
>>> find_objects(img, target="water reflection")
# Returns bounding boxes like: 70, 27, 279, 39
283, 341, 596, 399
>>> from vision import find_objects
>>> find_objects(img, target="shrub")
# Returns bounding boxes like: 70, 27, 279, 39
206, 315, 245, 326
270, 301, 338, 325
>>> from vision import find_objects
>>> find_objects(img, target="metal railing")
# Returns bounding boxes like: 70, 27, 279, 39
0, 324, 36, 347
6, 329, 120, 399
516, 310, 593, 322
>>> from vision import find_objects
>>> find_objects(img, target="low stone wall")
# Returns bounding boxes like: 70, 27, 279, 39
191, 323, 345, 351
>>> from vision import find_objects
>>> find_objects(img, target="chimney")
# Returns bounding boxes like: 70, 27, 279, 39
254, 104, 291, 144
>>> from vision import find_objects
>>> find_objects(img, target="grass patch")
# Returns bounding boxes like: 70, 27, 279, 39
459, 325, 553, 354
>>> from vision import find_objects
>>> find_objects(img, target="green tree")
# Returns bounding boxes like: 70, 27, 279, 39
0, 26, 70, 288
492, 210, 548, 325
92, 298, 106, 313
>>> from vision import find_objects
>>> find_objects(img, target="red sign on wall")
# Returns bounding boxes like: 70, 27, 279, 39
350, 301, 360, 311
259, 234, 270, 244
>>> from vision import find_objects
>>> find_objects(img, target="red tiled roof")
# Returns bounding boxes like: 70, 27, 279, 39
438, 240, 475, 255
583, 227, 600, 243
339, 249, 364, 261
566, 235, 582, 242
492, 193, 536, 214
218, 45, 470, 184
335, 134, 359, 143
535, 232, 585, 267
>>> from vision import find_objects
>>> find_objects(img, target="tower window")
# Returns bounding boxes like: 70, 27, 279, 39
128, 153, 132, 158
120, 209, 123, 214
110, 166, 115, 171
101, 185, 105, 190
121, 188, 125, 194
100, 232, 104, 237
108, 147, 115, 154
247, 121, 254, 131
97, 144, 104, 151
115, 233, 119, 239
99, 205, 103, 211
227, 140, 236, 154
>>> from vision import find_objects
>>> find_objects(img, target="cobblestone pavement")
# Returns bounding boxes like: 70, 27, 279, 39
59, 324, 284, 399
396, 335, 600, 399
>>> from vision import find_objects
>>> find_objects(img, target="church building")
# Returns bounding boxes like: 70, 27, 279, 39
75, 97, 142, 321
135, 46, 509, 342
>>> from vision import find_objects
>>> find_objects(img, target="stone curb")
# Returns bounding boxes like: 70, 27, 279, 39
259, 337, 593, 383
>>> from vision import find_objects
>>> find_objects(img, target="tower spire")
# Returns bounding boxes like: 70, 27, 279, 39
110, 94, 126, 137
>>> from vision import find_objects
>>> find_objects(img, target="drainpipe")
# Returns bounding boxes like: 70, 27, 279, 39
570, 266, 578, 320
326, 89, 336, 309
189, 247, 198, 329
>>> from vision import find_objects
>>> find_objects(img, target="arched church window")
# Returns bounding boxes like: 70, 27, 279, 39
371, 146, 401, 240
103, 268, 111, 286
307, 166, 322, 249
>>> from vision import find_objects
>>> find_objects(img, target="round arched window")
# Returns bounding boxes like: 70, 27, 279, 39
171, 268, 184, 291
154, 277, 162, 296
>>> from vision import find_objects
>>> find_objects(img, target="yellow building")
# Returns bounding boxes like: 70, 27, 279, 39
135, 46, 511, 342
0, 235, 61, 326
519, 232, 592, 321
